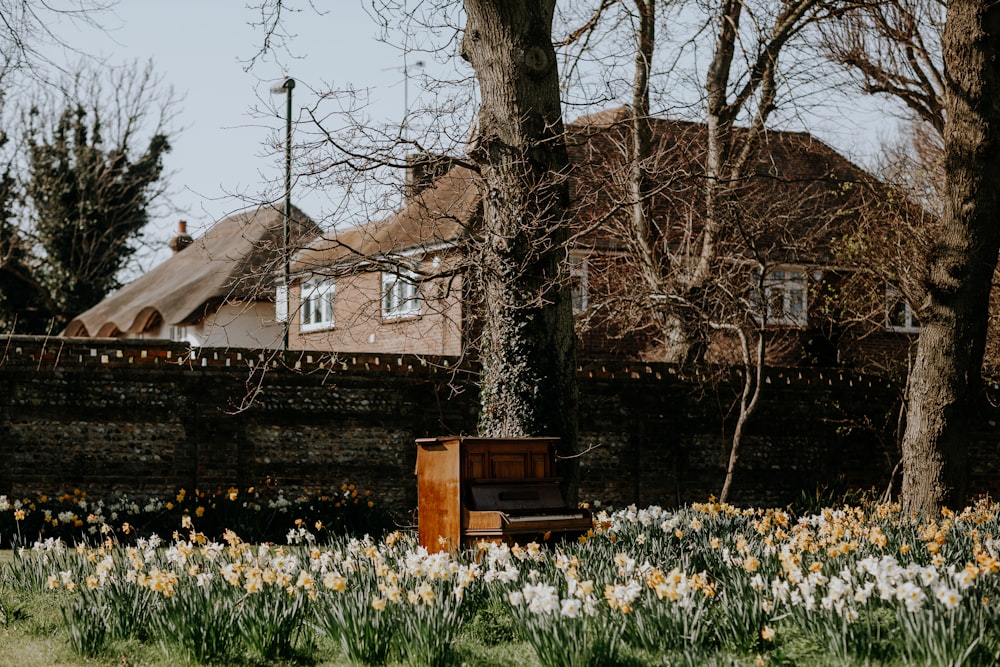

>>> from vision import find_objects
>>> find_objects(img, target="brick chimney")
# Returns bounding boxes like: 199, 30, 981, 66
405, 153, 457, 200
168, 220, 194, 254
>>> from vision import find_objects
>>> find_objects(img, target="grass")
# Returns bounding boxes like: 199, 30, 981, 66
0, 579, 901, 667
0, 549, 541, 667
0, 554, 754, 667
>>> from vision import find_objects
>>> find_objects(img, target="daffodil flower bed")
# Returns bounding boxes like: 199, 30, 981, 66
0, 483, 390, 546
4, 499, 1000, 665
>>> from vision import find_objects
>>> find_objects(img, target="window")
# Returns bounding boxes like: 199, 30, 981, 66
569, 256, 589, 313
300, 278, 335, 331
886, 286, 920, 333
168, 325, 188, 342
757, 268, 808, 327
382, 270, 421, 319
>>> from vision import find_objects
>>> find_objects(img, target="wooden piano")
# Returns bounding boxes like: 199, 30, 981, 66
415, 436, 592, 551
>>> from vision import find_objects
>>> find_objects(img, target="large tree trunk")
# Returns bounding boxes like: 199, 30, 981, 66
460, 0, 579, 496
901, 0, 1000, 513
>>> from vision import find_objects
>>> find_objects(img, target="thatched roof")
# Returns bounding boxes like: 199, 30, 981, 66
65, 205, 319, 337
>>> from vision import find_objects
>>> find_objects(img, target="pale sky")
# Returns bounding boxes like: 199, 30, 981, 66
96, 2, 411, 253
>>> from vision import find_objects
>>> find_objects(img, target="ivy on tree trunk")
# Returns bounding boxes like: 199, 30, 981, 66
460, 0, 579, 496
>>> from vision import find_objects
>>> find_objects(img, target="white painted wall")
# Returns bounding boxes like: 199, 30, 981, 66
128, 301, 284, 349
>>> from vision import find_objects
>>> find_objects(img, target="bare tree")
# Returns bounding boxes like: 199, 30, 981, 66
823, 0, 1000, 512
246, 1, 579, 484
562, 0, 862, 502
819, 0, 947, 345
0, 0, 115, 86
822, 0, 945, 135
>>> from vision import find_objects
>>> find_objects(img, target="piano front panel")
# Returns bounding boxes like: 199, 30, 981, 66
462, 439, 553, 480
465, 452, 487, 479
490, 453, 532, 479
530, 451, 549, 478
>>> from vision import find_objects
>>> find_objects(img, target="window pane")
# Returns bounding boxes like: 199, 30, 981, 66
301, 279, 334, 329
888, 300, 908, 328
382, 271, 420, 317
275, 284, 288, 323
569, 256, 588, 313
761, 269, 807, 326
382, 276, 397, 314
886, 285, 920, 331
787, 289, 805, 318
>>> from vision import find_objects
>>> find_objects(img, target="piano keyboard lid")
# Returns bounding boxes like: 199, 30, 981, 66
467, 479, 571, 513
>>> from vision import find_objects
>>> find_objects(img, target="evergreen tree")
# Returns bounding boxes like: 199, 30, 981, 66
24, 102, 170, 330
0, 131, 48, 332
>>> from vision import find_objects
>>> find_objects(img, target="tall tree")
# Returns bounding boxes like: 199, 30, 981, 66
823, 0, 1000, 511
0, 133, 45, 331
822, 0, 945, 135
565, 0, 852, 501
246, 0, 579, 469
10, 60, 174, 332
820, 1, 946, 347
460, 0, 579, 490
899, 0, 1000, 512
0, 1, 130, 333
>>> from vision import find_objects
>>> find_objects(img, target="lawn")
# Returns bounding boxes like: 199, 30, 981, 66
0, 547, 536, 666
3, 499, 1000, 666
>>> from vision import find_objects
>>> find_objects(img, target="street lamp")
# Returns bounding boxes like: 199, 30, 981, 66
270, 76, 295, 351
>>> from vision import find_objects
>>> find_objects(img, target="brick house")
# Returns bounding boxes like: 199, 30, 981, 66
283, 164, 474, 356
281, 107, 919, 368
65, 205, 320, 348
64, 109, 918, 368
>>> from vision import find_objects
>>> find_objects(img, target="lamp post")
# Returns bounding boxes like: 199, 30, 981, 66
270, 76, 295, 351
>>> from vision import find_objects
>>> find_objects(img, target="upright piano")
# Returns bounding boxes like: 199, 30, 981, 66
415, 436, 592, 551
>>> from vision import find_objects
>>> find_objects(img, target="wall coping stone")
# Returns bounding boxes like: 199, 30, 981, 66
0, 335, 897, 390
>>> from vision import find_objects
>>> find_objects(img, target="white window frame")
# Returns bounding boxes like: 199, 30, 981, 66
886, 286, 920, 333
300, 277, 335, 332
757, 267, 808, 327
381, 269, 422, 319
569, 255, 589, 314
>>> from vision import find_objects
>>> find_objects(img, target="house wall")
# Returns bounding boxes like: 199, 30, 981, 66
7, 338, 997, 518
289, 271, 463, 357
198, 302, 285, 349
133, 302, 284, 350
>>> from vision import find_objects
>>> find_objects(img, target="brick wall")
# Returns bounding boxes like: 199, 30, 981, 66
1, 337, 996, 517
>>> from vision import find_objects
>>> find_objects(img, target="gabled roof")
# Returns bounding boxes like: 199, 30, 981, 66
292, 107, 878, 271
565, 106, 878, 263
65, 205, 320, 337
291, 165, 478, 274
